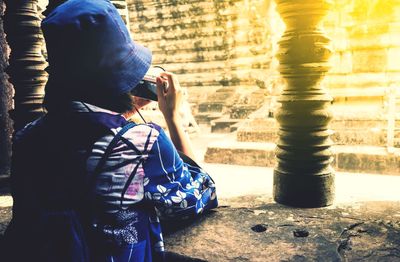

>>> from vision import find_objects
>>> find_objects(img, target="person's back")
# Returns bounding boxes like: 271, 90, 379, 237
6, 101, 218, 262
3, 0, 217, 261
5, 110, 102, 261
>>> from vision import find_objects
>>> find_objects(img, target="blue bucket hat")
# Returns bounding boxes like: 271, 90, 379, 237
41, 0, 152, 97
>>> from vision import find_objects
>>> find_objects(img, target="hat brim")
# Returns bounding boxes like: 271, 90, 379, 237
121, 42, 153, 94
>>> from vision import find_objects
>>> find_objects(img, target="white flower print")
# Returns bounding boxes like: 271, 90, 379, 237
171, 196, 182, 203
177, 190, 186, 199
157, 185, 167, 193
145, 191, 152, 200
152, 192, 162, 201
180, 199, 188, 208
165, 199, 172, 206
143, 177, 150, 186
194, 189, 201, 200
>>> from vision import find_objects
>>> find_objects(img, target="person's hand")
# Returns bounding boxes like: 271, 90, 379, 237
156, 72, 183, 121
156, 72, 195, 159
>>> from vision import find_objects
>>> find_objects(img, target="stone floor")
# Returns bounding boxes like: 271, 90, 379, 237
1, 128, 400, 261
164, 196, 400, 262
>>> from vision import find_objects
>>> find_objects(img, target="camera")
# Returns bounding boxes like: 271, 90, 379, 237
130, 66, 165, 101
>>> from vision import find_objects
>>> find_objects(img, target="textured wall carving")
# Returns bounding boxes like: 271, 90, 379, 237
4, 0, 47, 130
127, 0, 275, 113
0, 0, 13, 175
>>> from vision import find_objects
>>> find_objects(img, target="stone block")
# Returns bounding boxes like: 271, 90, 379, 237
353, 49, 387, 72
229, 104, 258, 119
205, 141, 400, 175
235, 112, 400, 146
236, 117, 279, 142
331, 129, 386, 146
163, 197, 400, 261
237, 130, 278, 143
204, 141, 276, 167
210, 118, 239, 133
195, 112, 223, 125
198, 102, 224, 113
333, 146, 400, 175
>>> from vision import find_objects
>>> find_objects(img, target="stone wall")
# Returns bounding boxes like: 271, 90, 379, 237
127, 0, 278, 119
0, 0, 12, 176
323, 0, 400, 112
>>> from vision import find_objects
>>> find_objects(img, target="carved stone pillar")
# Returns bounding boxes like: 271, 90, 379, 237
273, 0, 335, 207
0, 2, 12, 176
4, 0, 47, 130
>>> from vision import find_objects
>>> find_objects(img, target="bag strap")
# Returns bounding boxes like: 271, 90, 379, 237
91, 122, 137, 186
119, 158, 145, 209
90, 121, 149, 210
119, 128, 154, 209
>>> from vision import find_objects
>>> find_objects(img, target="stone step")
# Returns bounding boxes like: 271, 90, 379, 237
210, 118, 240, 133
196, 87, 254, 113
235, 113, 400, 146
237, 125, 400, 146
153, 56, 271, 75
149, 47, 271, 64
176, 76, 258, 88
198, 102, 225, 113
186, 85, 257, 105
204, 139, 400, 175
330, 86, 385, 98
230, 104, 261, 119
128, 1, 239, 22
138, 32, 270, 53
195, 112, 224, 125
171, 69, 268, 86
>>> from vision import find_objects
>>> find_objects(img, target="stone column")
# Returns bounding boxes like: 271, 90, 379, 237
4, 0, 47, 130
0, 1, 12, 176
273, 0, 335, 207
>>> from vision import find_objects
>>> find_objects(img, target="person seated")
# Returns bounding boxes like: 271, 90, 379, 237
3, 0, 217, 261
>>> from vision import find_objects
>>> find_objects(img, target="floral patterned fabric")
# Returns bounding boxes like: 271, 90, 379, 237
6, 101, 217, 262
81, 102, 218, 260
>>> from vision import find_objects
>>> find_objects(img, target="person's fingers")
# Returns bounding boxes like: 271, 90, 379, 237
160, 72, 178, 93
171, 74, 180, 90
156, 76, 165, 101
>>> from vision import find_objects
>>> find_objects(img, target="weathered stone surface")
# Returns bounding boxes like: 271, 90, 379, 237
235, 113, 400, 147
0, 206, 11, 236
127, 0, 277, 123
323, 0, 400, 110
334, 146, 400, 175
4, 0, 48, 130
210, 118, 239, 133
162, 196, 400, 261
0, 1, 13, 176
1, 195, 399, 261
236, 117, 279, 142
204, 141, 276, 167
229, 89, 267, 119
195, 112, 223, 125
205, 137, 400, 175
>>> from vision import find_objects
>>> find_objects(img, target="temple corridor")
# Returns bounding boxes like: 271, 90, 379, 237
0, 0, 400, 261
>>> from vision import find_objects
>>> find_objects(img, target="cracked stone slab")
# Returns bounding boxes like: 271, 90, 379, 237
1, 195, 400, 261
162, 196, 400, 261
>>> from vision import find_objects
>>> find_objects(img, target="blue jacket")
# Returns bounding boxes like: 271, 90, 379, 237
4, 101, 217, 261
